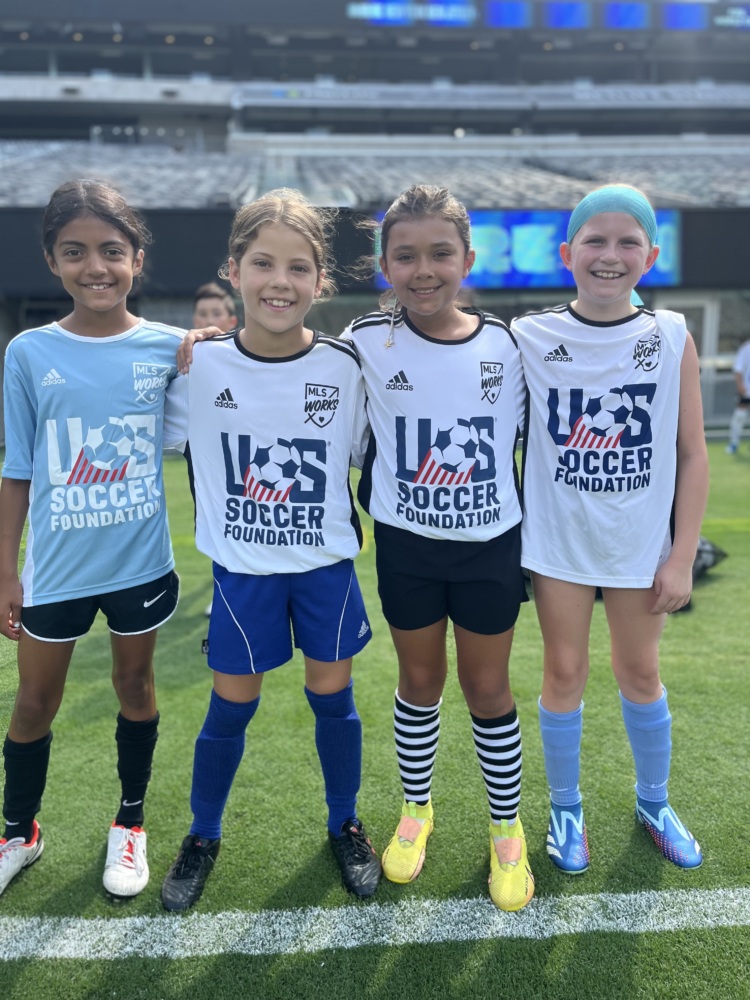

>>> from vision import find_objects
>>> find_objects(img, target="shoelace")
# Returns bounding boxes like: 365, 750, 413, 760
115, 831, 138, 871
341, 825, 372, 862
175, 841, 211, 876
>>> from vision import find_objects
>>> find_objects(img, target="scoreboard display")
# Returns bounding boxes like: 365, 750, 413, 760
347, 2, 750, 31
4, 0, 750, 31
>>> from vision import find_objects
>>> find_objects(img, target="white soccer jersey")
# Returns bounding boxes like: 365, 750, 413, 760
348, 309, 525, 542
733, 340, 750, 397
512, 306, 687, 588
2, 319, 185, 605
168, 331, 368, 575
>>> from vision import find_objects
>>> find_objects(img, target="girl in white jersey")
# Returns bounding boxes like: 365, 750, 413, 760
512, 185, 709, 874
162, 190, 381, 910
0, 180, 185, 900
349, 186, 533, 912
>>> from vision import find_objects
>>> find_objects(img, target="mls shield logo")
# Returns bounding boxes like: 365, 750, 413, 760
480, 362, 503, 404
304, 383, 340, 428
132, 363, 171, 404
633, 334, 661, 372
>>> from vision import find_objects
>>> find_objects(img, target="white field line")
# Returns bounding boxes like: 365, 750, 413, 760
1, 888, 749, 961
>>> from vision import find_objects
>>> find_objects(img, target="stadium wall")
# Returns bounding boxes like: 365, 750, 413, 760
0, 206, 746, 298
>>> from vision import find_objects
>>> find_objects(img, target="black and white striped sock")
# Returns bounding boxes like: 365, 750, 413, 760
393, 690, 441, 806
471, 706, 522, 824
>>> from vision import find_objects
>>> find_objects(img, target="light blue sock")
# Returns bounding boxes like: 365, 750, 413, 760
620, 687, 671, 805
538, 698, 583, 809
305, 680, 362, 835
190, 689, 259, 839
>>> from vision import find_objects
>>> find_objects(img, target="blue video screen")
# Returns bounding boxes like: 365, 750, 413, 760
485, 1, 533, 28
603, 2, 651, 30
374, 209, 681, 290
543, 1, 591, 29
661, 3, 709, 30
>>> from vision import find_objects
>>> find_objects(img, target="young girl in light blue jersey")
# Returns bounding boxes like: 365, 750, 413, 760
0, 180, 185, 900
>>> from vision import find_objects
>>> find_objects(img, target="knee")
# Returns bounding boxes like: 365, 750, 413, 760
113, 668, 155, 712
11, 687, 60, 737
544, 655, 588, 696
458, 674, 512, 717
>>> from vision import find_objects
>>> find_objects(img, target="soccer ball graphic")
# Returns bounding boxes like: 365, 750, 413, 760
82, 424, 134, 470
251, 440, 302, 494
586, 391, 632, 438
432, 420, 479, 474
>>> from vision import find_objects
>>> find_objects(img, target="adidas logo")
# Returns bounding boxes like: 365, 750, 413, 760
214, 387, 238, 409
385, 370, 413, 391
544, 344, 573, 362
357, 621, 370, 639
41, 368, 66, 386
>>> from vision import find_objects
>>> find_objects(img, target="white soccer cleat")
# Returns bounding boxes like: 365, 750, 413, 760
0, 821, 44, 895
103, 823, 149, 897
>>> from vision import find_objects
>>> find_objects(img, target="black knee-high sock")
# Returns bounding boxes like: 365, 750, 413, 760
3, 732, 52, 843
114, 712, 159, 828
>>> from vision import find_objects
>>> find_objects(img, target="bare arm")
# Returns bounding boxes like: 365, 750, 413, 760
651, 334, 710, 614
0, 477, 30, 640
735, 371, 747, 398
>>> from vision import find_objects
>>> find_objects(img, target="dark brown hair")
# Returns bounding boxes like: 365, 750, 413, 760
42, 179, 151, 257
193, 281, 237, 315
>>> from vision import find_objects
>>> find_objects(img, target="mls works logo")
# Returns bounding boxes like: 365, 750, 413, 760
133, 363, 171, 404
633, 334, 661, 372
304, 383, 339, 428
480, 362, 503, 404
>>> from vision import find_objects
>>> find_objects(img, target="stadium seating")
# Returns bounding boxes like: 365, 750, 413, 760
1, 137, 748, 210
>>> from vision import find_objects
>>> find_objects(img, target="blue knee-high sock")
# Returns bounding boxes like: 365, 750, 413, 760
620, 687, 671, 805
538, 699, 583, 808
305, 680, 362, 835
190, 689, 259, 840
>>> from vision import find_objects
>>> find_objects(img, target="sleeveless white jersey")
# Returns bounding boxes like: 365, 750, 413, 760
167, 331, 368, 575
512, 306, 687, 587
348, 309, 525, 542
2, 319, 184, 605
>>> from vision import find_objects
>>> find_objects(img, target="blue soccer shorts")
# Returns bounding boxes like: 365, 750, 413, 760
206, 559, 371, 674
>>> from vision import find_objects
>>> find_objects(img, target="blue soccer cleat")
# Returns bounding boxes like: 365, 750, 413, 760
636, 800, 703, 869
546, 801, 590, 874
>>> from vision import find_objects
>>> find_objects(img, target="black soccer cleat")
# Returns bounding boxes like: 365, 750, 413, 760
161, 834, 221, 911
328, 818, 382, 898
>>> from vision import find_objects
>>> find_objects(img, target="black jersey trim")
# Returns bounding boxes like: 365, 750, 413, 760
350, 310, 404, 333
566, 304, 650, 328
233, 329, 323, 363
318, 334, 362, 368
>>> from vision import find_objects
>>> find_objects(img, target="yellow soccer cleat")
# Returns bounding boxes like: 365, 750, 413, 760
382, 799, 434, 884
488, 816, 535, 912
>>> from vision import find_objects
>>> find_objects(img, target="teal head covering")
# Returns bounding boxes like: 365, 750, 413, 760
567, 185, 657, 306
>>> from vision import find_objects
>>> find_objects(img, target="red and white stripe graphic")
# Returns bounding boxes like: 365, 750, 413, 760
67, 450, 128, 484
565, 417, 623, 450
243, 468, 293, 503
412, 448, 475, 485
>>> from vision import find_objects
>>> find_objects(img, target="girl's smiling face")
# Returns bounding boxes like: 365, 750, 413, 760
379, 215, 475, 329
45, 214, 143, 319
228, 222, 322, 354
561, 212, 659, 321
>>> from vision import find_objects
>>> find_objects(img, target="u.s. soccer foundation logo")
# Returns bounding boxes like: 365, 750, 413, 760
566, 390, 633, 449
243, 441, 302, 502
413, 421, 479, 484
304, 383, 339, 427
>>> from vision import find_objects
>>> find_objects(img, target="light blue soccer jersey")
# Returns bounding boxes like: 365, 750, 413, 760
2, 319, 185, 606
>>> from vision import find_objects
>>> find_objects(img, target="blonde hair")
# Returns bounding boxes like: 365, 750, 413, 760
219, 188, 337, 299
